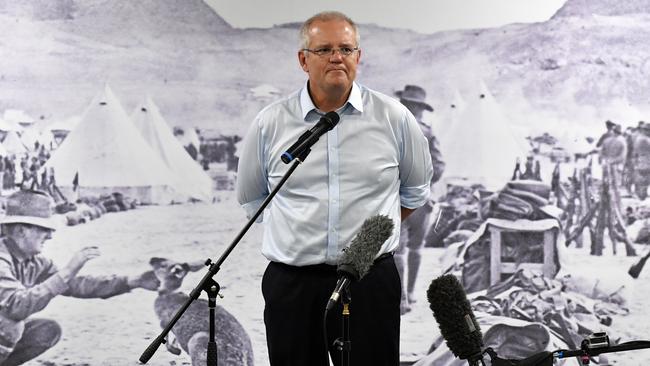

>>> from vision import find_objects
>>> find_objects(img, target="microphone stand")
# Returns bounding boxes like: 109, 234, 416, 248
139, 148, 313, 365
554, 340, 650, 365
334, 287, 352, 366
482, 340, 650, 366
206, 277, 220, 365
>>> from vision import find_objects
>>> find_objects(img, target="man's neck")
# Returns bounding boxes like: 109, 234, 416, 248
308, 82, 351, 112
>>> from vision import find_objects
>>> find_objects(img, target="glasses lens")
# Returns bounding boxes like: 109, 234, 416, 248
340, 48, 353, 56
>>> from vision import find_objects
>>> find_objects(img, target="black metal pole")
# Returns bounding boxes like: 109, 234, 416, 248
340, 288, 351, 366
205, 278, 220, 366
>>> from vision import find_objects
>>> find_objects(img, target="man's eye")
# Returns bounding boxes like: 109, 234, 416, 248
316, 48, 332, 55
340, 47, 353, 54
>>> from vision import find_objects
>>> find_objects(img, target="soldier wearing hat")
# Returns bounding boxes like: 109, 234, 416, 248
394, 84, 445, 314
0, 190, 159, 365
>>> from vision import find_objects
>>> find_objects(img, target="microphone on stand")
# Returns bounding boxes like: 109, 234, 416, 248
427, 274, 554, 366
427, 274, 485, 366
281, 111, 340, 164
325, 215, 394, 312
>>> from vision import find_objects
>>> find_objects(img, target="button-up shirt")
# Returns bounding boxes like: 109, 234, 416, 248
236, 82, 433, 266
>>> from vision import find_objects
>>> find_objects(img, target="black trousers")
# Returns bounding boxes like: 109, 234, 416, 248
262, 255, 401, 366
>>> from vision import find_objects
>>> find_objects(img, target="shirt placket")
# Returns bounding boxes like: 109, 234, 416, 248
326, 119, 340, 262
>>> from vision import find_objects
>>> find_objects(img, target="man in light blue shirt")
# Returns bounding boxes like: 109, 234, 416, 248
236, 11, 432, 366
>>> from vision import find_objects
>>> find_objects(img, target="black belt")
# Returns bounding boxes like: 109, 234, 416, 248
272, 252, 394, 273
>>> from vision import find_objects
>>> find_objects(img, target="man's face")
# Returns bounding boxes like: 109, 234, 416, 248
298, 19, 361, 96
17, 224, 53, 256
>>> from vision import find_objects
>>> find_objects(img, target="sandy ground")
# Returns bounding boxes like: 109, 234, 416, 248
22, 190, 650, 365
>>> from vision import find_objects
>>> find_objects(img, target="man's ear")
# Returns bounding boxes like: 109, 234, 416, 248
298, 50, 309, 72
354, 48, 362, 65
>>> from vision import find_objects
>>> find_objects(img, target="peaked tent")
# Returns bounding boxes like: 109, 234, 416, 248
438, 88, 467, 141
131, 97, 213, 202
440, 81, 528, 190
45, 86, 180, 204
0, 139, 8, 157
3, 130, 27, 156
19, 125, 42, 151
0, 118, 20, 132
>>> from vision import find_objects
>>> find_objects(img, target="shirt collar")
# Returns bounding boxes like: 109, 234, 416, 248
300, 81, 364, 120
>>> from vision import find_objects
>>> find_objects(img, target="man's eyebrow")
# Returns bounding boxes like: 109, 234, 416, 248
310, 43, 333, 48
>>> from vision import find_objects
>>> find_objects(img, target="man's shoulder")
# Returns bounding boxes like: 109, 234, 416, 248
357, 84, 413, 124
254, 89, 302, 123
359, 84, 406, 110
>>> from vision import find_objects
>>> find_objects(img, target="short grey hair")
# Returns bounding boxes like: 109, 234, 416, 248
299, 11, 360, 50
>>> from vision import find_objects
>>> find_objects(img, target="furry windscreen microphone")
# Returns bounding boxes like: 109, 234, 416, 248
337, 214, 394, 279
325, 215, 394, 311
427, 274, 484, 363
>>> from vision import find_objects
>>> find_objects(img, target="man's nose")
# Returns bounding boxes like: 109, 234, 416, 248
328, 50, 345, 61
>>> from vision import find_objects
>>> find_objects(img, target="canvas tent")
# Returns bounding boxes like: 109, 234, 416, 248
45, 86, 180, 204
436, 88, 466, 142
18, 125, 55, 151
3, 130, 27, 156
131, 97, 213, 202
0, 118, 20, 132
0, 139, 8, 157
440, 82, 528, 190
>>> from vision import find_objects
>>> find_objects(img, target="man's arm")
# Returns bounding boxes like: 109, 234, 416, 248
61, 247, 159, 298
236, 115, 269, 221
398, 110, 434, 212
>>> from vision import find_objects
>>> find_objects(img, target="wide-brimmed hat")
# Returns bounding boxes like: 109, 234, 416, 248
395, 85, 433, 112
0, 190, 57, 230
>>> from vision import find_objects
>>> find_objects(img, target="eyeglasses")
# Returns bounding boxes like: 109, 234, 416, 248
302, 47, 359, 57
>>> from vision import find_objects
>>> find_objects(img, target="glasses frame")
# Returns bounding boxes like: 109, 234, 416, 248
302, 47, 360, 57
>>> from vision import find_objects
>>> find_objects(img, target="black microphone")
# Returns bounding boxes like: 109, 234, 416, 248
281, 111, 340, 164
325, 215, 394, 312
427, 274, 484, 365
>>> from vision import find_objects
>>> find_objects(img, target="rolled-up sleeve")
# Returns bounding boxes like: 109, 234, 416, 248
236, 115, 269, 221
398, 112, 433, 209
